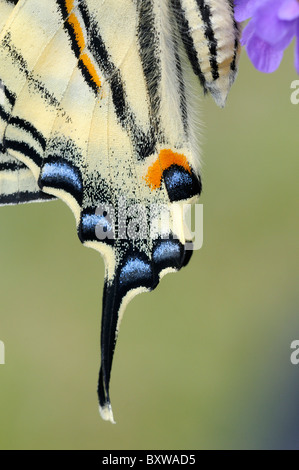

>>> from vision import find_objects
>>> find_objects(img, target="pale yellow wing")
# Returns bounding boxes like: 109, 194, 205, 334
0, 0, 240, 422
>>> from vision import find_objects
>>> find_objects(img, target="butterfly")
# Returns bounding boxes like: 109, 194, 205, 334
0, 0, 240, 423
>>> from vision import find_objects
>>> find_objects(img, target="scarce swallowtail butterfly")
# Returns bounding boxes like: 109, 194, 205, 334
0, 0, 240, 423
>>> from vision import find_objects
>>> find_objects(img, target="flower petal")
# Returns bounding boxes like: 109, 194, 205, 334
273, 25, 296, 50
278, 0, 299, 21
246, 35, 284, 73
234, 0, 261, 22
240, 20, 256, 46
295, 21, 299, 74
255, 2, 292, 45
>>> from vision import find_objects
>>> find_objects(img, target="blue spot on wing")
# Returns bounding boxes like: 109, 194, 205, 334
165, 170, 191, 190
78, 212, 115, 244
42, 162, 82, 191
153, 240, 181, 262
119, 257, 153, 288
39, 158, 83, 205
81, 214, 102, 231
153, 239, 185, 271
163, 165, 202, 202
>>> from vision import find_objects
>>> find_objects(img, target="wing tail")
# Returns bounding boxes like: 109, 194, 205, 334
97, 249, 155, 424
97, 276, 119, 424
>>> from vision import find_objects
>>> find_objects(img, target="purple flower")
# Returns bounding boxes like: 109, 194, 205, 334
235, 0, 299, 73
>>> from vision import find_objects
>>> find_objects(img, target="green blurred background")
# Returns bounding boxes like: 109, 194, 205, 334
0, 45, 298, 450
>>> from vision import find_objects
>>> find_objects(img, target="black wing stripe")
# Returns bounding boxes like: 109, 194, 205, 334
172, 33, 188, 136
90, 22, 156, 159
9, 116, 47, 150
223, 0, 240, 73
4, 139, 43, 167
0, 160, 27, 171
0, 191, 54, 205
0, 105, 9, 122
1, 83, 16, 107
170, 0, 207, 91
56, 0, 99, 95
196, 1, 219, 80
137, 0, 161, 142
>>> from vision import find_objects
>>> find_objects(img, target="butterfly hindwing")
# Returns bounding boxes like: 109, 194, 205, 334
0, 0, 240, 422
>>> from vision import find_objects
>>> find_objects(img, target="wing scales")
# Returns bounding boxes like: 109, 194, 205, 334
0, 0, 240, 422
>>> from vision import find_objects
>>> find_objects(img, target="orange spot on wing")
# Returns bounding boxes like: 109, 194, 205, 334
69, 13, 86, 53
65, 0, 74, 14
64, 0, 102, 93
81, 53, 102, 89
144, 149, 192, 190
